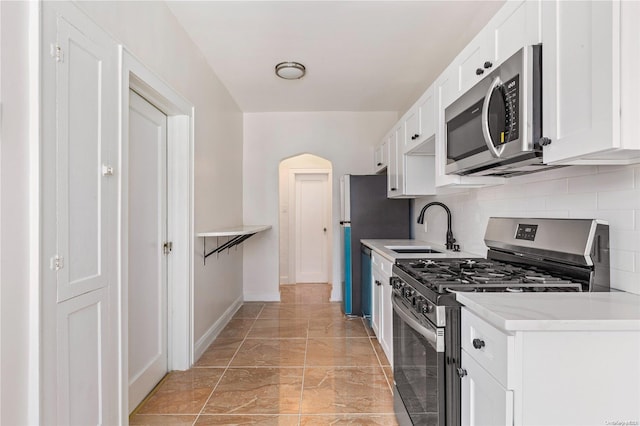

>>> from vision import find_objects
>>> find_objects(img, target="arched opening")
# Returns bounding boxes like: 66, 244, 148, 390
278, 153, 333, 302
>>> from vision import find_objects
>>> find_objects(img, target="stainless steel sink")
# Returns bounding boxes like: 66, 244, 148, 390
385, 245, 441, 254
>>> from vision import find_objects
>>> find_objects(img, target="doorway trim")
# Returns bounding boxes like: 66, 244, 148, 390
119, 47, 194, 421
287, 168, 333, 285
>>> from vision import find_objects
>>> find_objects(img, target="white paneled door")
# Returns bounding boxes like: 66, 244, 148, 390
128, 90, 169, 412
294, 173, 329, 283
45, 5, 119, 424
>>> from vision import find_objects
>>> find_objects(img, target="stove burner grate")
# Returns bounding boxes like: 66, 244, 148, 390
395, 257, 585, 294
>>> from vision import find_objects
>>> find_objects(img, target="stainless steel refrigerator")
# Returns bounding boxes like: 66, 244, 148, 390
340, 174, 411, 317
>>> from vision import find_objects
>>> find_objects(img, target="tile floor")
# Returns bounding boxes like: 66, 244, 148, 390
130, 284, 398, 425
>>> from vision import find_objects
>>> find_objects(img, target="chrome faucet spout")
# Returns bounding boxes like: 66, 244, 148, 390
417, 202, 457, 250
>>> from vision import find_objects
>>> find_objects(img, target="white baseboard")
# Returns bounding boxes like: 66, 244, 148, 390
279, 275, 289, 284
243, 291, 280, 302
193, 296, 243, 362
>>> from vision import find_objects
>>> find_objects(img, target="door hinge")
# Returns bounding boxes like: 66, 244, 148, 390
163, 241, 173, 255
50, 255, 64, 271
50, 43, 64, 63
102, 164, 115, 176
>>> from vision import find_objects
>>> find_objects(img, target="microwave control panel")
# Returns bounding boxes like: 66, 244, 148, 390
502, 75, 519, 144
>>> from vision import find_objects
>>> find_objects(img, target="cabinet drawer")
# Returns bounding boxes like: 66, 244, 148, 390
371, 251, 393, 277
461, 309, 512, 387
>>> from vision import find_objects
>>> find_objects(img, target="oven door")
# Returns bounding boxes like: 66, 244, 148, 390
392, 293, 445, 426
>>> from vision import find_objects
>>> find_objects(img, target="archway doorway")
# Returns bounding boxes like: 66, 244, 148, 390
278, 154, 333, 302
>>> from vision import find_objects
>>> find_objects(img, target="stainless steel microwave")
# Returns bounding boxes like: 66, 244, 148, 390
445, 45, 555, 177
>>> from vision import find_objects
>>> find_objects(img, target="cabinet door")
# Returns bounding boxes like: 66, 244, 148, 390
394, 125, 405, 195
457, 31, 493, 96
371, 269, 383, 337
492, 0, 540, 67
461, 351, 513, 426
404, 86, 437, 154
374, 144, 385, 173
387, 133, 399, 197
404, 108, 420, 152
541, 0, 620, 164
419, 89, 436, 144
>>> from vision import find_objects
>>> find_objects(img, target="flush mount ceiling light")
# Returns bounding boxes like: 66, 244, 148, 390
275, 61, 306, 80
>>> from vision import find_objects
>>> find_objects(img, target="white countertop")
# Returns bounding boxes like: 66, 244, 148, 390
360, 239, 481, 262
456, 292, 640, 332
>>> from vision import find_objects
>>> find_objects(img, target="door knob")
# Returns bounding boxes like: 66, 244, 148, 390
323, 228, 327, 232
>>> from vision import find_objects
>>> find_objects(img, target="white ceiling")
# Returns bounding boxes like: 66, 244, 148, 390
166, 1, 504, 113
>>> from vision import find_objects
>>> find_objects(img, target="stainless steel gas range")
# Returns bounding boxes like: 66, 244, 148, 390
391, 217, 610, 426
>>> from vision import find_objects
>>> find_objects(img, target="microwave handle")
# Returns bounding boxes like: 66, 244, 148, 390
481, 76, 507, 158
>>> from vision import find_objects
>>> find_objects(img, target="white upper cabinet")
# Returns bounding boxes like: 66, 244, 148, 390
384, 124, 436, 198
492, 1, 540, 69
373, 140, 387, 173
541, 0, 640, 165
403, 85, 436, 154
454, 1, 540, 103
387, 128, 401, 197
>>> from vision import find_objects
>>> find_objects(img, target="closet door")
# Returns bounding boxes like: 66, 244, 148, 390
42, 4, 119, 424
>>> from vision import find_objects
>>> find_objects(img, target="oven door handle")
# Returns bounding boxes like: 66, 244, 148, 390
392, 294, 443, 352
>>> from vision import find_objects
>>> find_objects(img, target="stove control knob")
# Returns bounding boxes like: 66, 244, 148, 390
391, 278, 404, 290
421, 302, 433, 314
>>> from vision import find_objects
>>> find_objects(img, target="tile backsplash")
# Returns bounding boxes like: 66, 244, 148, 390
413, 164, 640, 294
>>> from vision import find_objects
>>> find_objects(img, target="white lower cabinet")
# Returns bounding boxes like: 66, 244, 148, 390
461, 352, 513, 426
461, 308, 640, 425
371, 252, 394, 365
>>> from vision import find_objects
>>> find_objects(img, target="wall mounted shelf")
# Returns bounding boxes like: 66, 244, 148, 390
196, 225, 271, 264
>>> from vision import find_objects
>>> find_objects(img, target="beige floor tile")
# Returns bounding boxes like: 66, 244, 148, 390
203, 368, 304, 415
247, 318, 309, 338
363, 319, 376, 337
308, 317, 369, 338
136, 369, 224, 415
195, 415, 299, 425
306, 338, 379, 367
370, 337, 390, 366
231, 338, 307, 367
196, 338, 244, 367
301, 366, 394, 414
280, 283, 331, 304
303, 303, 344, 319
258, 304, 310, 320
299, 414, 399, 425
129, 414, 197, 425
233, 303, 266, 319
383, 366, 394, 391
217, 319, 256, 339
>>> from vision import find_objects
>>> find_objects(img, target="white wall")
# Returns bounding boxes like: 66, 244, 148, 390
0, 2, 38, 425
75, 2, 244, 354
243, 112, 397, 301
413, 165, 640, 294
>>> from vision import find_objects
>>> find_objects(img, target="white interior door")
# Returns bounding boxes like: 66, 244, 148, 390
49, 10, 119, 425
128, 90, 168, 412
294, 173, 329, 283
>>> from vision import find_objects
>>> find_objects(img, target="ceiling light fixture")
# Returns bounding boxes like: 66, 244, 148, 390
275, 61, 306, 80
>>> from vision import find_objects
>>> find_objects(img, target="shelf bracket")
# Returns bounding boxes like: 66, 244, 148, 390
202, 232, 258, 264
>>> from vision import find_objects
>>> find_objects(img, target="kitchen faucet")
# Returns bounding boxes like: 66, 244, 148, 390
417, 202, 458, 251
